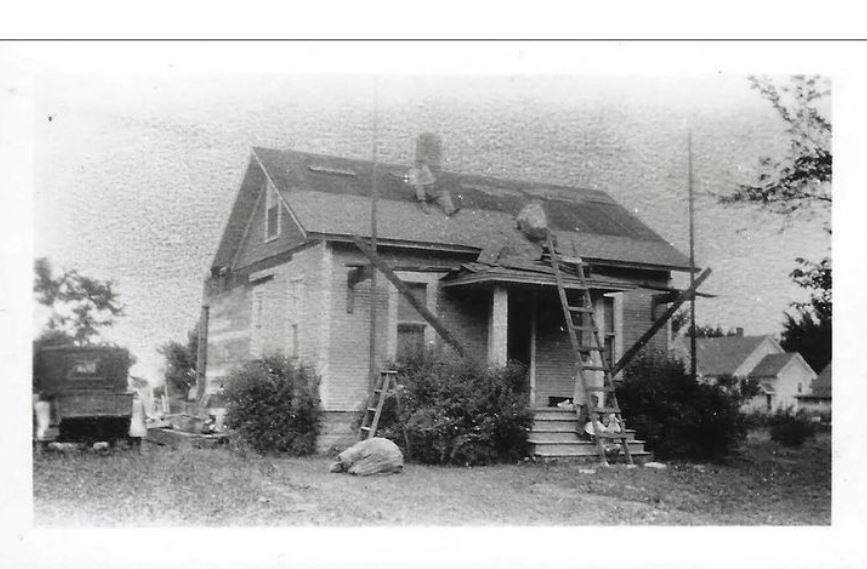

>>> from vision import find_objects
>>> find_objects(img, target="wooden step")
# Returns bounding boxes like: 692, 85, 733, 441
532, 419, 579, 431
529, 440, 649, 457
529, 431, 639, 443
568, 306, 595, 314
593, 431, 633, 439
532, 426, 638, 442
527, 431, 581, 443
532, 408, 579, 421
533, 448, 653, 461
588, 407, 621, 414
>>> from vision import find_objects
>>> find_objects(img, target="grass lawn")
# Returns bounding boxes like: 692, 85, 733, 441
32, 429, 831, 526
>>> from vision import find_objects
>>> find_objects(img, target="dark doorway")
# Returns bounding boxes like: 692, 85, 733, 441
507, 290, 533, 366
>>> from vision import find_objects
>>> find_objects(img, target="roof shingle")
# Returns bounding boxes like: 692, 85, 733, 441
682, 335, 769, 377
749, 353, 798, 378
251, 147, 691, 271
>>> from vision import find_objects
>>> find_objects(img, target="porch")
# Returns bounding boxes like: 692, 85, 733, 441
441, 264, 631, 409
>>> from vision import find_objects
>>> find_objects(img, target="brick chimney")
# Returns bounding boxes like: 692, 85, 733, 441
415, 133, 442, 172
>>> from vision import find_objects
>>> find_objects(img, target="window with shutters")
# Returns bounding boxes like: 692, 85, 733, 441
264, 181, 281, 241
396, 282, 428, 362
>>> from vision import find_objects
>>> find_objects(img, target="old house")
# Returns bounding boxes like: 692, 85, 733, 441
672, 333, 818, 412
204, 135, 692, 451
796, 361, 831, 417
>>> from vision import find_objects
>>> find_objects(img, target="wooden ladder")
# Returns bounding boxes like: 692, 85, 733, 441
545, 234, 633, 466
358, 370, 399, 440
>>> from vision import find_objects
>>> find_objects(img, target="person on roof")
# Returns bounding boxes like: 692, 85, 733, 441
407, 158, 460, 216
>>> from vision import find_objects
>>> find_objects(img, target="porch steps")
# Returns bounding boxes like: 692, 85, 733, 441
529, 408, 651, 461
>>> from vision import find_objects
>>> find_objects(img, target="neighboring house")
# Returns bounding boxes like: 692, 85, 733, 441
797, 361, 832, 417
204, 135, 692, 451
672, 333, 817, 412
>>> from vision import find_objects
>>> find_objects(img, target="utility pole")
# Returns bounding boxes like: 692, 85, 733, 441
367, 79, 380, 390
688, 128, 697, 379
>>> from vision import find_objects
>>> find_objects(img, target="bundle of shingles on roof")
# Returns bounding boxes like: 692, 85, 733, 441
455, 198, 583, 282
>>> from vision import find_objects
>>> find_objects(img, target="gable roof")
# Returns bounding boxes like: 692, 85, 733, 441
749, 353, 799, 378
802, 362, 832, 399
685, 335, 769, 377
213, 147, 692, 272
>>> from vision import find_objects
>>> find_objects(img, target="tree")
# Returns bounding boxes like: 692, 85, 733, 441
671, 309, 739, 338
34, 257, 124, 345
159, 326, 199, 398
720, 76, 832, 368
721, 75, 831, 226
781, 257, 832, 372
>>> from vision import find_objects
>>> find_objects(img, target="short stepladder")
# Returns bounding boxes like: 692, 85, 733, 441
358, 369, 400, 440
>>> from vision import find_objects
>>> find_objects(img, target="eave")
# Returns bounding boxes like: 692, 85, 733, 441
440, 271, 635, 292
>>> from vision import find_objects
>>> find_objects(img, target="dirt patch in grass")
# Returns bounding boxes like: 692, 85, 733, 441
33, 431, 830, 526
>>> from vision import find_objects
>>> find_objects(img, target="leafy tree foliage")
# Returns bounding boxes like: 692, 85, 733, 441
32, 329, 76, 350
223, 355, 321, 456
371, 349, 532, 466
721, 75, 831, 225
158, 326, 199, 398
616, 350, 747, 461
781, 256, 831, 372
34, 257, 124, 345
720, 76, 832, 370
671, 309, 739, 338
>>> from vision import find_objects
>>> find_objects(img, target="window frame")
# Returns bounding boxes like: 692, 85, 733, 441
285, 275, 304, 359
264, 181, 281, 242
387, 271, 444, 361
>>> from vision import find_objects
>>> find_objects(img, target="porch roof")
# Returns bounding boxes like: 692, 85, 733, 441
441, 261, 640, 292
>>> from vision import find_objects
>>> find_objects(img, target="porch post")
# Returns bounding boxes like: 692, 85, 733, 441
488, 286, 508, 366
529, 291, 538, 407
612, 292, 624, 379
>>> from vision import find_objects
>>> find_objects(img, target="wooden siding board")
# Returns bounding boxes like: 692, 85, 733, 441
205, 243, 325, 394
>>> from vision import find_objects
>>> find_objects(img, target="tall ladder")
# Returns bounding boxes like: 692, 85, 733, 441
545, 234, 633, 466
359, 369, 399, 440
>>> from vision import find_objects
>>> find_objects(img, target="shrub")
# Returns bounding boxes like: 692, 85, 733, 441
373, 350, 532, 466
768, 407, 816, 447
222, 355, 321, 455
615, 349, 747, 461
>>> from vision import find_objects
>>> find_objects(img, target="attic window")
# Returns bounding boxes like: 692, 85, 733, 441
264, 181, 281, 241
307, 165, 358, 177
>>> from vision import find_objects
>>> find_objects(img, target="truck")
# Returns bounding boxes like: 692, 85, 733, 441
33, 345, 136, 446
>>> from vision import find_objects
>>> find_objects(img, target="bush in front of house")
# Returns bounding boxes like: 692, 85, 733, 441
373, 350, 532, 466
768, 407, 816, 447
615, 349, 747, 461
222, 355, 321, 455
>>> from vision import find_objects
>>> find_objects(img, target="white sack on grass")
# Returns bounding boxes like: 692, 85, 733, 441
330, 437, 404, 476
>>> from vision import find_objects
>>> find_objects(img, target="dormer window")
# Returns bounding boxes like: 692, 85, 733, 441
264, 182, 281, 241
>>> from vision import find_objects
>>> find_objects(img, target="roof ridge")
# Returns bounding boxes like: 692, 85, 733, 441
253, 146, 610, 201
